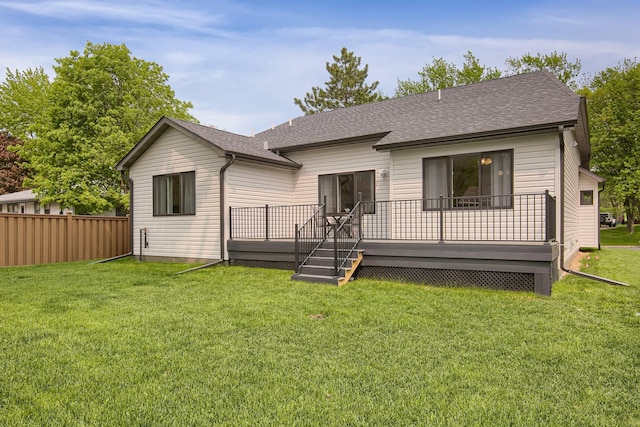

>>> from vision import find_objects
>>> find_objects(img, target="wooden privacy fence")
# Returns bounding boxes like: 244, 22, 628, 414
0, 213, 130, 267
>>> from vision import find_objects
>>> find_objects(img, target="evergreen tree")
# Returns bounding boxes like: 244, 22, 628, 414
294, 47, 384, 114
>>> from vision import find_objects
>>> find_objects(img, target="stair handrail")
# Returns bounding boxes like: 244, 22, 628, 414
333, 200, 363, 275
294, 202, 327, 272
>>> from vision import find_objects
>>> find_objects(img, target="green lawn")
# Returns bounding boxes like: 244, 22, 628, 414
1, 252, 639, 426
601, 224, 640, 246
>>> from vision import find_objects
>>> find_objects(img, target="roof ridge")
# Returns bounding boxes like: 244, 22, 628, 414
258, 71, 571, 137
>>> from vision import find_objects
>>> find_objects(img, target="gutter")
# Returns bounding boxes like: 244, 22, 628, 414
219, 154, 236, 261
557, 126, 629, 287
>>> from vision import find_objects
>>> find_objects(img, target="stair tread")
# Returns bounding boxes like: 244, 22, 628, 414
293, 273, 340, 279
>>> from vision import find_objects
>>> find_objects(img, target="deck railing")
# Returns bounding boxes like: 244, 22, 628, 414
230, 192, 556, 244
330, 201, 363, 275
230, 203, 320, 240
359, 192, 555, 242
294, 203, 327, 272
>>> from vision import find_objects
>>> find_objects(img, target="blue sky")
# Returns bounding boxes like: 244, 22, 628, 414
0, 0, 638, 135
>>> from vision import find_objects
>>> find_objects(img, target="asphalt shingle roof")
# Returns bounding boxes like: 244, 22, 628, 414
119, 71, 585, 170
117, 117, 300, 170
0, 189, 36, 203
256, 70, 582, 151
165, 118, 297, 164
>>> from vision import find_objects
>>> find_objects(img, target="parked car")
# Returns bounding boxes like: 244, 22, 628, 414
600, 212, 617, 227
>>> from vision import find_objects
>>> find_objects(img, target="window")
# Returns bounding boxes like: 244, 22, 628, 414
319, 170, 375, 214
153, 171, 196, 216
34, 202, 40, 214
44, 204, 50, 214
580, 190, 594, 205
7, 203, 18, 213
423, 150, 513, 209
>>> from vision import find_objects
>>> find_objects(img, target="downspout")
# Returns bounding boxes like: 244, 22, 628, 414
219, 154, 236, 262
559, 125, 566, 268
128, 176, 134, 260
557, 126, 629, 287
597, 182, 605, 250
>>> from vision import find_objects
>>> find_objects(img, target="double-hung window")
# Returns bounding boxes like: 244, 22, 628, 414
319, 170, 375, 214
423, 150, 513, 209
153, 171, 196, 216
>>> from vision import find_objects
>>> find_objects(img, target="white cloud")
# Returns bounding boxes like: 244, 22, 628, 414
1, 0, 638, 136
0, 0, 219, 29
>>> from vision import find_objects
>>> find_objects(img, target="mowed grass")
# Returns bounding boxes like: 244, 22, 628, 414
0, 251, 639, 426
601, 224, 640, 246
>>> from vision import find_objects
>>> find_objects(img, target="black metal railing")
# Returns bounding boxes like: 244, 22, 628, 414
294, 203, 327, 272
330, 201, 363, 275
230, 203, 320, 240
360, 192, 555, 242
232, 192, 556, 245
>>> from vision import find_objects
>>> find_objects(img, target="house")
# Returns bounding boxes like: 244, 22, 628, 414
116, 70, 602, 295
0, 189, 69, 215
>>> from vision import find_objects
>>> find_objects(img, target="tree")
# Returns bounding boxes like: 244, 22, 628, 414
395, 51, 501, 97
0, 67, 50, 140
0, 132, 30, 194
10, 42, 196, 214
294, 47, 384, 114
505, 51, 581, 89
457, 51, 502, 86
584, 59, 640, 232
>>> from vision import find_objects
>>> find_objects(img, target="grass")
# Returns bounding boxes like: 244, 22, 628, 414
600, 224, 640, 246
0, 253, 639, 426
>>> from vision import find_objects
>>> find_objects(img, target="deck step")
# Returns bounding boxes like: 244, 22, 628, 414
292, 249, 364, 286
291, 273, 341, 285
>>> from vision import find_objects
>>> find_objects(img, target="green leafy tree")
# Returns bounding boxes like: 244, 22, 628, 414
11, 42, 195, 214
395, 51, 501, 97
0, 67, 50, 140
457, 51, 502, 86
505, 51, 581, 89
294, 47, 385, 114
0, 132, 30, 194
584, 59, 640, 232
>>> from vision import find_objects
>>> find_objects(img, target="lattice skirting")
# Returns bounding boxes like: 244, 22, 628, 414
230, 259, 541, 293
355, 266, 536, 292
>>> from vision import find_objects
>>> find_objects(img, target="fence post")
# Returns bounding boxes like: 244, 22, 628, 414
439, 195, 444, 243
294, 223, 299, 272
66, 212, 74, 262
265, 204, 269, 241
